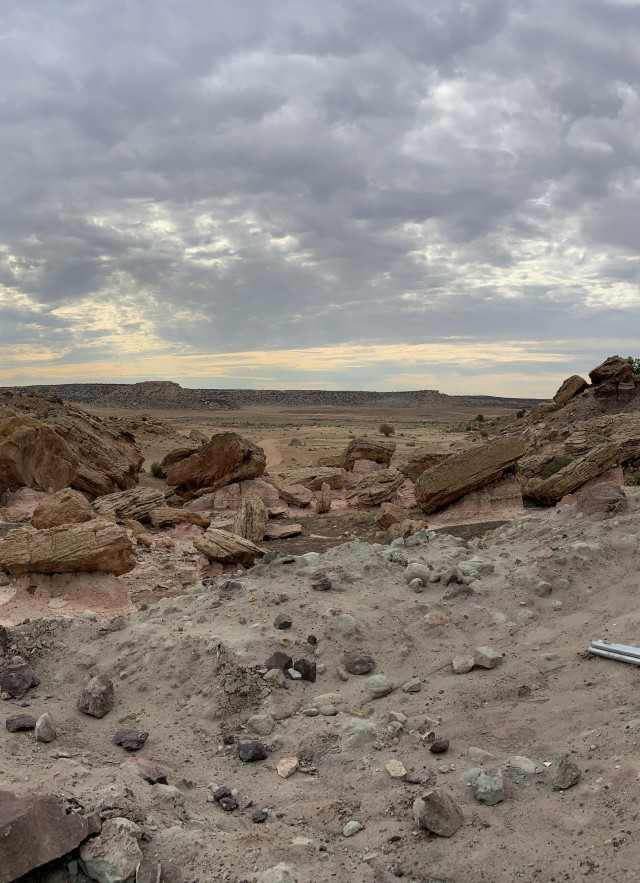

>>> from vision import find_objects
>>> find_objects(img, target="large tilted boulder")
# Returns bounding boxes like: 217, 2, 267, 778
0, 519, 136, 576
0, 791, 100, 883
31, 488, 94, 529
342, 437, 395, 471
356, 467, 404, 505
523, 441, 628, 505
415, 436, 527, 514
194, 528, 265, 566
0, 416, 79, 493
161, 445, 200, 473
553, 375, 589, 408
149, 507, 210, 529
165, 432, 266, 493
266, 476, 313, 507
93, 487, 165, 522
276, 466, 346, 491
589, 355, 634, 386
233, 494, 268, 542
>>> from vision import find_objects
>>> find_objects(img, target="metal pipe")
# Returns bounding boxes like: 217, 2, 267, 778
588, 646, 640, 665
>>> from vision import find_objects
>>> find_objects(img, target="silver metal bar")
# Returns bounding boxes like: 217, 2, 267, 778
588, 647, 640, 665
590, 640, 640, 660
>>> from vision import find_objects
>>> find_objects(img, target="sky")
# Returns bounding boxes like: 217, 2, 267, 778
1, 0, 640, 398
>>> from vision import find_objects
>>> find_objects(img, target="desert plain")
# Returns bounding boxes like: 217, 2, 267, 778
1, 358, 640, 883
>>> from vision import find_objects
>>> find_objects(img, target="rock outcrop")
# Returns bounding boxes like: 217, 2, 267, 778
0, 791, 99, 883
194, 528, 265, 565
553, 375, 589, 408
523, 441, 628, 505
0, 416, 79, 494
93, 487, 165, 522
0, 519, 136, 575
356, 467, 404, 505
415, 436, 526, 514
165, 432, 266, 493
341, 437, 395, 471
589, 355, 634, 386
31, 488, 94, 529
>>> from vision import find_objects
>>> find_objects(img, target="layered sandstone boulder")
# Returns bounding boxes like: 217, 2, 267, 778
165, 432, 266, 493
375, 502, 408, 529
276, 466, 346, 491
31, 488, 94, 529
316, 482, 332, 513
415, 436, 526, 514
194, 528, 265, 566
341, 437, 395, 471
266, 476, 313, 507
161, 445, 200, 473
233, 494, 268, 543
0, 519, 136, 575
589, 355, 634, 385
356, 467, 404, 505
93, 487, 165, 522
553, 375, 588, 409
149, 507, 211, 529
523, 440, 632, 505
0, 416, 78, 493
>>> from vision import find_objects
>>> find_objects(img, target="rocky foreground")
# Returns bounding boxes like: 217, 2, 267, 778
1, 356, 640, 882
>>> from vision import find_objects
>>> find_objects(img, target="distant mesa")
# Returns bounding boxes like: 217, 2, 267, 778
0, 380, 545, 411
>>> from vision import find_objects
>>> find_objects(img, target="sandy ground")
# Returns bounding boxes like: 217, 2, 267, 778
4, 404, 640, 882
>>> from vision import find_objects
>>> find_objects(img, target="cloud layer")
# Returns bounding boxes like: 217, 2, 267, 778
1, 0, 639, 396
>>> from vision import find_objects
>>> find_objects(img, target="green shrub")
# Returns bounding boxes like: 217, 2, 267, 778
516, 409, 526, 418
150, 461, 165, 479
542, 456, 573, 479
632, 472, 640, 486
475, 413, 484, 422
379, 423, 395, 436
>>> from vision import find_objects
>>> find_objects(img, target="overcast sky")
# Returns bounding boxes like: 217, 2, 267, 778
1, 0, 639, 397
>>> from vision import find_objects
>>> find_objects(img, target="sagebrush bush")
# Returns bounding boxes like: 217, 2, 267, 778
542, 456, 573, 479
150, 461, 165, 479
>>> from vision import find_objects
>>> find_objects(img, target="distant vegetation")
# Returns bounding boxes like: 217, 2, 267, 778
628, 356, 640, 374
150, 461, 165, 479
379, 423, 395, 436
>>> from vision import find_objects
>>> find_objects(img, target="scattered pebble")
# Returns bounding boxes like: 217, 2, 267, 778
274, 613, 293, 630
551, 754, 581, 790
473, 647, 503, 669
430, 738, 450, 754
342, 820, 363, 837
385, 759, 407, 779
277, 756, 299, 779
35, 713, 56, 743
237, 740, 269, 763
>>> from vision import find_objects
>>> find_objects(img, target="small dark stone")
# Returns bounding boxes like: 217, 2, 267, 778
430, 739, 450, 754
219, 796, 239, 812
405, 774, 422, 785
6, 714, 37, 732
237, 739, 268, 762
264, 651, 293, 672
311, 576, 332, 591
222, 732, 235, 745
344, 652, 375, 676
274, 613, 293, 630
113, 728, 149, 751
213, 785, 232, 802
388, 834, 402, 843
293, 658, 316, 683
307, 634, 318, 646
0, 662, 39, 699
252, 810, 268, 823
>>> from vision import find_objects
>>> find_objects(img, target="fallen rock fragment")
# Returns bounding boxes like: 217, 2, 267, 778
452, 654, 475, 674
194, 528, 265, 566
343, 820, 364, 837
471, 770, 505, 805
149, 507, 210, 529
356, 467, 404, 505
5, 713, 37, 732
293, 658, 316, 682
402, 677, 421, 693
35, 712, 56, 743
473, 646, 503, 669
366, 674, 395, 698
277, 756, 299, 779
385, 759, 407, 779
136, 859, 162, 883
233, 493, 268, 542
264, 522, 303, 539
238, 740, 268, 762
316, 481, 332, 513
266, 476, 313, 507
165, 432, 266, 493
344, 652, 375, 675
113, 729, 149, 751
93, 487, 165, 522
551, 754, 581, 790
553, 374, 589, 408
0, 790, 100, 883
79, 817, 143, 883
430, 738, 450, 754
413, 788, 464, 837
78, 674, 114, 718
0, 660, 38, 698
274, 613, 293, 630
